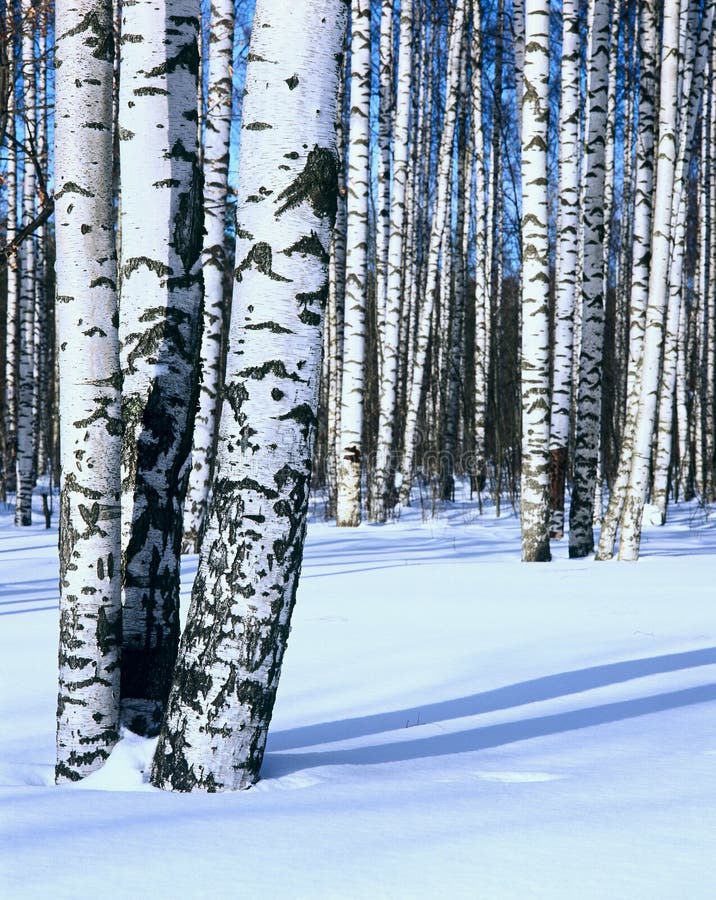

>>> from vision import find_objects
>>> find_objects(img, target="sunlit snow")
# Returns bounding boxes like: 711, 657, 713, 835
1, 489, 715, 898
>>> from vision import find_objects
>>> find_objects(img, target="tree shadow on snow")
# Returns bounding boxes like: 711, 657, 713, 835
263, 646, 716, 777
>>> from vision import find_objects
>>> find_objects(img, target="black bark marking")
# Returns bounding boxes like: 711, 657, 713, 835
122, 256, 171, 280
277, 404, 317, 441
245, 321, 293, 334
285, 74, 299, 90
173, 160, 204, 272
274, 146, 339, 223
237, 359, 305, 383
146, 39, 200, 78
234, 242, 291, 283
282, 231, 329, 263
62, 9, 114, 62
55, 181, 93, 199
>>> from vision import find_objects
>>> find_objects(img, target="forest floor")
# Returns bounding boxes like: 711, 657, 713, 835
1, 486, 715, 899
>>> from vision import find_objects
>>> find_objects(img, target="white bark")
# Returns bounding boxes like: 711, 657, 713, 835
118, 0, 203, 733
183, 0, 236, 552
471, 0, 488, 498
519, 0, 551, 561
568, 0, 610, 558
549, 0, 580, 538
595, 0, 658, 560
151, 0, 347, 792
4, 26, 18, 495
373, 0, 393, 386
54, 0, 122, 783
371, 0, 413, 522
325, 54, 347, 518
15, 0, 37, 526
617, 0, 682, 560
336, 0, 371, 527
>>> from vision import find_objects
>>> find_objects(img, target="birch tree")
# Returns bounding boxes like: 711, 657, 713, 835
15, 0, 37, 526
151, 0, 348, 792
3, 19, 18, 499
371, 0, 413, 523
616, 0, 681, 559
568, 0, 610, 558
519, 0, 551, 561
118, 0, 203, 734
54, 0, 122, 782
595, 0, 658, 560
183, 0, 235, 552
336, 0, 370, 527
549, 0, 580, 539
471, 0, 488, 499
618, 0, 713, 557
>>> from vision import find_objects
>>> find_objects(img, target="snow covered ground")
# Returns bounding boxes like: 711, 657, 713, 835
1, 490, 715, 899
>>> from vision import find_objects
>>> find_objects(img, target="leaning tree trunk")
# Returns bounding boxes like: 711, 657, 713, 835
567, 0, 611, 558
595, 0, 658, 560
182, 0, 235, 553
118, 0, 203, 735
619, 0, 710, 559
54, 0, 122, 783
336, 0, 371, 527
519, 0, 551, 561
151, 0, 348, 793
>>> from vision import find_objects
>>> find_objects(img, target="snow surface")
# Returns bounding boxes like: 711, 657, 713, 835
1, 490, 716, 899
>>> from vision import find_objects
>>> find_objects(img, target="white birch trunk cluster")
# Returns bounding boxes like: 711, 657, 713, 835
151, 0, 347, 791
398, 0, 467, 504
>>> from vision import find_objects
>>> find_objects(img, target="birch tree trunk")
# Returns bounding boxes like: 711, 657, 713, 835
336, 0, 370, 527
617, 0, 682, 560
471, 0, 488, 499
183, 0, 235, 552
4, 24, 18, 498
512, 0, 524, 132
54, 0, 122, 783
373, 0, 393, 387
519, 0, 551, 561
118, 0, 203, 734
549, 0, 580, 539
371, 0, 413, 522
15, 0, 37, 527
619, 0, 713, 557
595, 0, 657, 560
652, 2, 715, 520
567, 0, 610, 558
325, 52, 347, 518
152, 0, 347, 793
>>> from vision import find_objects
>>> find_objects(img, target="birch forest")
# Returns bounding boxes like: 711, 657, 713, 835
1, 0, 716, 791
